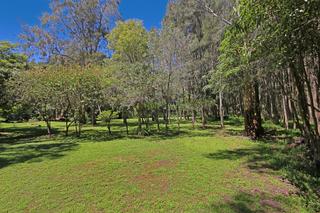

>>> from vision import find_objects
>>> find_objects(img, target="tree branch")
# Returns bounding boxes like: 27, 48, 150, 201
196, 0, 232, 26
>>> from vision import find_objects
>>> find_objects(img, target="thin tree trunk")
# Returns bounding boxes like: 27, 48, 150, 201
107, 123, 111, 135
45, 119, 52, 136
201, 105, 206, 128
192, 110, 196, 129
282, 95, 289, 130
177, 106, 181, 133
138, 116, 142, 135
165, 102, 169, 132
219, 90, 224, 128
91, 106, 97, 126
124, 118, 129, 135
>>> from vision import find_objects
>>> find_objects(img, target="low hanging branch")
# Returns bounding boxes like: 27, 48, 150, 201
196, 0, 232, 26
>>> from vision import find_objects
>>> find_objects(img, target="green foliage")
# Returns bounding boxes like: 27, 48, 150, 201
108, 20, 149, 63
98, 110, 118, 123
0, 41, 27, 113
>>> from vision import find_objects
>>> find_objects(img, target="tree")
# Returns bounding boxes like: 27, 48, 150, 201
98, 110, 118, 135
7, 66, 57, 135
0, 41, 27, 117
108, 20, 152, 135
107, 20, 148, 63
20, 0, 120, 65
8, 65, 104, 137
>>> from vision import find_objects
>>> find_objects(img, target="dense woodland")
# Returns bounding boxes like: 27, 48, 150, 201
1, 0, 320, 170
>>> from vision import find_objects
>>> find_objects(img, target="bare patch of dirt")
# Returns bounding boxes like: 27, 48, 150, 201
89, 204, 105, 213
134, 172, 170, 193
24, 200, 38, 213
130, 159, 178, 193
222, 166, 299, 212
225, 166, 298, 197
144, 159, 176, 170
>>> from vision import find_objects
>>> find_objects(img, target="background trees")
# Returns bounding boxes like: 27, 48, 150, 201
7, 65, 104, 136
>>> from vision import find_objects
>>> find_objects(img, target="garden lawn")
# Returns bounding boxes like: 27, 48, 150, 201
0, 120, 309, 212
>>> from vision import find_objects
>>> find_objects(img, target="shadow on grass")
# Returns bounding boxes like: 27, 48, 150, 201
67, 127, 217, 143
0, 126, 59, 144
0, 142, 78, 169
210, 192, 284, 213
205, 143, 320, 211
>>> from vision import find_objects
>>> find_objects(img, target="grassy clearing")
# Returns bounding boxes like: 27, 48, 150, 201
0, 118, 316, 212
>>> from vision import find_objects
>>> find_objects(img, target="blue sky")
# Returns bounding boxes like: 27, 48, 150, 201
0, 0, 168, 42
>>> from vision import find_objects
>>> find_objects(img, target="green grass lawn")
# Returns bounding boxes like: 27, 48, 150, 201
0, 118, 315, 212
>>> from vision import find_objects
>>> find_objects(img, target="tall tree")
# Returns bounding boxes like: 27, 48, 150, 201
108, 20, 152, 134
21, 0, 120, 65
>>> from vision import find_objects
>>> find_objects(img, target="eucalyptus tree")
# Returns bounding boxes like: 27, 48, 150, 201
149, 22, 188, 131
162, 0, 233, 128
20, 0, 120, 65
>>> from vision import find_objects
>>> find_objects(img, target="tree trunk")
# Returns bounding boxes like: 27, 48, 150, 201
243, 81, 264, 139
45, 119, 52, 136
177, 105, 181, 133
219, 90, 224, 128
201, 106, 206, 128
75, 122, 81, 137
138, 116, 142, 135
165, 102, 169, 132
123, 118, 129, 135
65, 119, 72, 137
107, 123, 111, 135
192, 110, 196, 129
91, 106, 97, 126
282, 95, 289, 130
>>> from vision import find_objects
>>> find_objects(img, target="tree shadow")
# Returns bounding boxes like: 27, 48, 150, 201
69, 124, 218, 143
0, 142, 78, 169
210, 192, 284, 213
0, 126, 58, 145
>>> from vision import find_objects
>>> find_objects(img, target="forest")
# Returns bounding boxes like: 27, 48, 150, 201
0, 0, 320, 212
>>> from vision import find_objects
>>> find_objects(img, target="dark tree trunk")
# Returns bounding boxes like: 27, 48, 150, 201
107, 123, 111, 135
91, 106, 97, 126
138, 116, 142, 135
123, 118, 129, 135
243, 81, 264, 139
